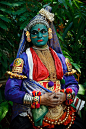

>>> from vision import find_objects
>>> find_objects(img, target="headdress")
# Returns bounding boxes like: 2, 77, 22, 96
27, 15, 49, 31
17, 6, 62, 58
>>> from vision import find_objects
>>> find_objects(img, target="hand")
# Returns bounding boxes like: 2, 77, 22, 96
41, 92, 58, 108
55, 92, 66, 105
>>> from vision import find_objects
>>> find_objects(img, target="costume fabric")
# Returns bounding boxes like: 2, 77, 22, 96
5, 47, 79, 120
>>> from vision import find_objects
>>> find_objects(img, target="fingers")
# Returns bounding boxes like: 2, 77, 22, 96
50, 92, 56, 99
41, 92, 63, 107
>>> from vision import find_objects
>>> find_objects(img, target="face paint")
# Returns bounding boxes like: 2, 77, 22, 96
30, 24, 48, 47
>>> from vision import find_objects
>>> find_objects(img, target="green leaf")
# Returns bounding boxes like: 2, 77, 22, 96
0, 101, 8, 121
0, 87, 6, 103
0, 1, 12, 7
20, 20, 30, 30
78, 84, 85, 95
0, 15, 11, 23
12, 2, 25, 7
73, 0, 80, 9
63, 22, 73, 39
76, 20, 85, 41
58, 0, 68, 9
19, 13, 29, 21
63, 50, 72, 57
0, 8, 12, 14
0, 21, 8, 30
71, 62, 81, 73
14, 8, 27, 15
8, 101, 13, 106
43, 3, 51, 8
57, 33, 63, 41
1, 55, 8, 69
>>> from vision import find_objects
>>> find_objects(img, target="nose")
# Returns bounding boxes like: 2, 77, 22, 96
38, 32, 42, 38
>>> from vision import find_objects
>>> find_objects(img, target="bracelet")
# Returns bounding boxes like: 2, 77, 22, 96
31, 91, 41, 109
65, 88, 75, 105
23, 93, 33, 105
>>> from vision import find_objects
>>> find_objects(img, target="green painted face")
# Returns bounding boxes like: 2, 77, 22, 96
30, 24, 48, 47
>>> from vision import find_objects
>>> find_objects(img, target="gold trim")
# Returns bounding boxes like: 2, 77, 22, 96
45, 105, 65, 120
12, 58, 24, 73
6, 71, 27, 79
39, 8, 54, 22
65, 58, 72, 72
38, 79, 61, 92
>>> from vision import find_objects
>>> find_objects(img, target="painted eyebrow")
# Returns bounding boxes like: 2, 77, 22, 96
30, 30, 38, 34
31, 30, 38, 33
41, 29, 47, 31
31, 28, 47, 32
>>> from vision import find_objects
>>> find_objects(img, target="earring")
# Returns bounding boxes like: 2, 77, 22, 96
48, 28, 52, 39
26, 31, 31, 42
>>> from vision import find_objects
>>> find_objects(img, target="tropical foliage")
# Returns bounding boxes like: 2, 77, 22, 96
0, 0, 86, 128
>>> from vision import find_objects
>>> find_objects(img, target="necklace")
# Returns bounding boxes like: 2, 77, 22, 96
32, 45, 49, 51
33, 47, 57, 81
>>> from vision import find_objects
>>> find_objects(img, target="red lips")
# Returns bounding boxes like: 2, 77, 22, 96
37, 39, 43, 42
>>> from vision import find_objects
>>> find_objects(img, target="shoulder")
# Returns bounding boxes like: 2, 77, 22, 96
57, 53, 65, 62
10, 52, 28, 69
55, 52, 66, 67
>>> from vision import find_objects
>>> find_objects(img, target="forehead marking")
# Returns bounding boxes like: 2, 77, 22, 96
38, 28, 40, 32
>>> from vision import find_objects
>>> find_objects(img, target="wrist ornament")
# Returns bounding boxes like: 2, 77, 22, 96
23, 93, 33, 105
31, 91, 41, 109
65, 88, 75, 105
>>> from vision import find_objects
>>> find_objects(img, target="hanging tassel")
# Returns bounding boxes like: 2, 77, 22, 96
60, 78, 65, 84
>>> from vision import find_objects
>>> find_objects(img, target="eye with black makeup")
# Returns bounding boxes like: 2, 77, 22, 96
31, 30, 38, 35
31, 29, 47, 35
41, 29, 47, 34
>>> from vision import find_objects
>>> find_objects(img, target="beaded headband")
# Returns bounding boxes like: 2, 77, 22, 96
27, 15, 49, 31
27, 8, 54, 31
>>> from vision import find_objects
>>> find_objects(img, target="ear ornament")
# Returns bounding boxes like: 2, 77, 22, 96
26, 31, 31, 42
48, 28, 52, 39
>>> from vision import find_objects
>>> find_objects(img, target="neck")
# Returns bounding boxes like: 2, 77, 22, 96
33, 44, 47, 48
32, 45, 49, 50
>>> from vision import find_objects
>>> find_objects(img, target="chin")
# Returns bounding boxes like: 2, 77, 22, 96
36, 42, 47, 47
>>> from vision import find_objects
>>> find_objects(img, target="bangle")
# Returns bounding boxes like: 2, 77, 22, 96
31, 91, 41, 109
23, 93, 33, 105
65, 88, 75, 105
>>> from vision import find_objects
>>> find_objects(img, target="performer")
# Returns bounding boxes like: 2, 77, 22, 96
5, 6, 85, 129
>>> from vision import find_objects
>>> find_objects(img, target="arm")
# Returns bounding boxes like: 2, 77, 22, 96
58, 53, 79, 94
5, 52, 31, 105
5, 78, 25, 104
55, 53, 79, 105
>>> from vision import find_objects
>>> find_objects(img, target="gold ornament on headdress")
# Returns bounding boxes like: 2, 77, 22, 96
26, 31, 31, 42
39, 8, 54, 22
48, 28, 52, 39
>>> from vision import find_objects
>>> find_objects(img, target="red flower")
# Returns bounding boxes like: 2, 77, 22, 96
57, 29, 59, 32
36, 103, 40, 108
32, 91, 36, 97
66, 88, 72, 94
37, 91, 41, 96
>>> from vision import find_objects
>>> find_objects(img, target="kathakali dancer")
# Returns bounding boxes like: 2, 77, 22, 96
5, 6, 85, 129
